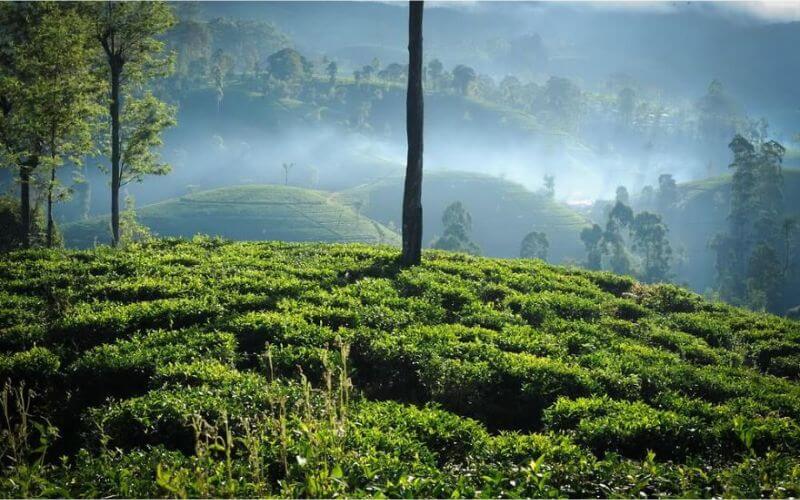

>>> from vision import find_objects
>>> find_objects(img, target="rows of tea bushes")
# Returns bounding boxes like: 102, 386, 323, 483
1, 237, 799, 497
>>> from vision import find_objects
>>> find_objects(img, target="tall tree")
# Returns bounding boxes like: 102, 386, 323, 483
210, 48, 233, 113
426, 58, 443, 90
326, 61, 338, 86
713, 134, 788, 311
631, 211, 672, 283
0, 2, 45, 248
22, 6, 103, 247
451, 64, 476, 96
0, 3, 101, 248
520, 231, 548, 260
580, 224, 604, 270
401, 1, 424, 266
431, 201, 480, 255
605, 201, 634, 275
90, 1, 175, 247
656, 173, 678, 215
542, 174, 555, 199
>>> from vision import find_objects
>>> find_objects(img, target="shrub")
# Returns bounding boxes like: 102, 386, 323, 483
70, 328, 237, 401
225, 311, 336, 354
50, 298, 225, 349
0, 347, 60, 387
668, 312, 733, 348
544, 396, 707, 459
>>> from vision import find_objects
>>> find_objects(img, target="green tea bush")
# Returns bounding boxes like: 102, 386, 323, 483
70, 328, 237, 401
1, 240, 799, 497
544, 396, 706, 459
50, 298, 225, 348
0, 346, 60, 387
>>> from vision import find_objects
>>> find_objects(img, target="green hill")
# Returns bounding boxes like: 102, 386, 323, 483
334, 171, 591, 262
63, 185, 399, 248
2, 241, 799, 496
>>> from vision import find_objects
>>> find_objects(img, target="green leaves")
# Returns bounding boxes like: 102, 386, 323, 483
1, 241, 800, 496
119, 92, 176, 185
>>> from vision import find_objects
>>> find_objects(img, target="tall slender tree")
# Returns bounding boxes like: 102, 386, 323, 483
89, 1, 175, 247
401, 1, 424, 266
0, 3, 101, 248
23, 7, 103, 247
0, 2, 45, 248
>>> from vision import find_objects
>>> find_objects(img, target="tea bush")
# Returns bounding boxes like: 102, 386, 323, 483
1, 238, 799, 497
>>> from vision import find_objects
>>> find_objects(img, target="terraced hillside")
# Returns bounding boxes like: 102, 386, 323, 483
1, 240, 799, 496
335, 171, 591, 262
63, 185, 399, 248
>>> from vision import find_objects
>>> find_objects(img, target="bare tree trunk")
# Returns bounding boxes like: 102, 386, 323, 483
20, 163, 31, 248
110, 62, 122, 247
401, 1, 424, 266
46, 164, 55, 247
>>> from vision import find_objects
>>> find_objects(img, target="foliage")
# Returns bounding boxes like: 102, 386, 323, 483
0, 196, 44, 252
520, 231, 549, 260
267, 48, 309, 82
431, 202, 481, 255
631, 211, 672, 283
0, 3, 102, 247
580, 223, 604, 270
1, 240, 799, 497
118, 93, 176, 186
713, 134, 789, 312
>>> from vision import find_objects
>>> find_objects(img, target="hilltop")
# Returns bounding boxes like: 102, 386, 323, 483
63, 185, 399, 248
1, 240, 799, 496
334, 171, 591, 262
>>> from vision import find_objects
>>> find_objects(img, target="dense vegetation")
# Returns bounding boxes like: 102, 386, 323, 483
2, 239, 800, 497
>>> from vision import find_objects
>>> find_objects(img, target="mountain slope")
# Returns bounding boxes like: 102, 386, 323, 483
1, 240, 799, 496
334, 170, 591, 262
63, 184, 399, 248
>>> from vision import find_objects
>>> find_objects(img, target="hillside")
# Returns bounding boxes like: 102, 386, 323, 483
2, 240, 799, 496
334, 171, 591, 262
63, 185, 399, 248
667, 169, 800, 309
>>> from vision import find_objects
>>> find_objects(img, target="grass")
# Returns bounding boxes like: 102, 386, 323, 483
334, 170, 591, 262
1, 238, 800, 497
62, 185, 400, 249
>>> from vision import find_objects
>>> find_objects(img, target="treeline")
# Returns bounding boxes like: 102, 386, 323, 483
159, 6, 768, 166
577, 134, 798, 315
712, 135, 796, 313
0, 1, 176, 249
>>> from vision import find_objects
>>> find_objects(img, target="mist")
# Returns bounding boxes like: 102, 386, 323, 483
4, 0, 799, 314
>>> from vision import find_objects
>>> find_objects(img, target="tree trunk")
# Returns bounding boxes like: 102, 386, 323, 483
20, 162, 31, 248
110, 62, 122, 247
401, 1, 424, 266
46, 164, 55, 247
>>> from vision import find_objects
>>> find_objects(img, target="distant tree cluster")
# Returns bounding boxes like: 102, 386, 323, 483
581, 198, 673, 283
520, 231, 548, 260
712, 134, 796, 313
431, 202, 481, 256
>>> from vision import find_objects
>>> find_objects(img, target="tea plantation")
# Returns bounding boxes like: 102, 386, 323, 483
1, 238, 800, 497
62, 185, 400, 249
